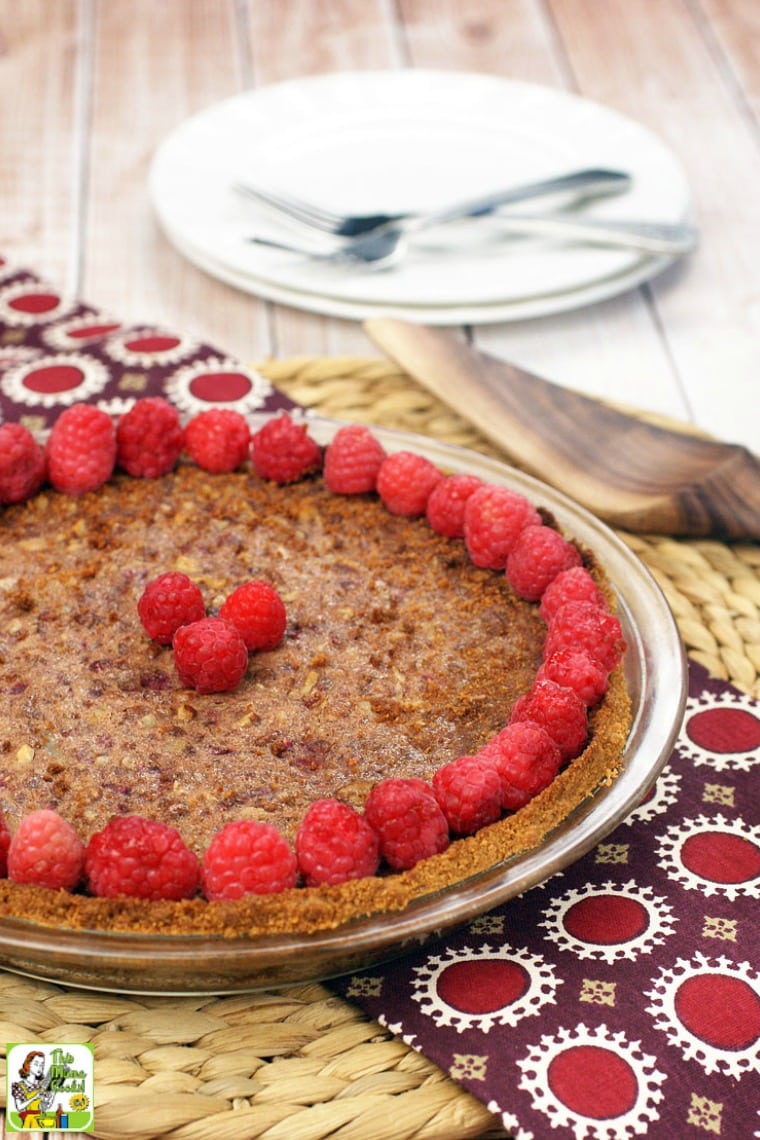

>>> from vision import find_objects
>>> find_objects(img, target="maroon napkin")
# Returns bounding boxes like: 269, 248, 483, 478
0, 253, 294, 429
332, 659, 760, 1139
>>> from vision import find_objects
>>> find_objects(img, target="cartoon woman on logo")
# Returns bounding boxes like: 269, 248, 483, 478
11, 1050, 54, 1128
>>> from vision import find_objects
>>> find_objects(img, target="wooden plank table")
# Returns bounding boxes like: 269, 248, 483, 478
1, 0, 758, 453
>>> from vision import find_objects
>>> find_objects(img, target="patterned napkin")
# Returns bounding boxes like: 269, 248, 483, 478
332, 660, 760, 1140
2, 256, 758, 1140
0, 253, 294, 429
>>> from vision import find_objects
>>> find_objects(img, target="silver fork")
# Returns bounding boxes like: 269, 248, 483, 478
233, 167, 631, 238
249, 211, 699, 271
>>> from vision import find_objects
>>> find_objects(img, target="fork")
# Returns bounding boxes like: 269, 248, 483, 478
249, 211, 699, 271
233, 167, 631, 238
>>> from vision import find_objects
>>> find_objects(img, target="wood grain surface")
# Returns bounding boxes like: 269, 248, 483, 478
1, 0, 758, 455
366, 317, 760, 538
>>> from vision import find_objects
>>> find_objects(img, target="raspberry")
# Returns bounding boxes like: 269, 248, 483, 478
138, 571, 206, 645
544, 600, 626, 672
506, 524, 582, 601
432, 754, 503, 835
7, 809, 85, 890
510, 678, 588, 760
116, 397, 184, 478
219, 580, 287, 651
426, 473, 483, 538
184, 408, 251, 473
295, 799, 380, 886
84, 815, 200, 900
173, 617, 249, 693
0, 423, 46, 504
0, 812, 9, 877
538, 648, 610, 707
477, 721, 562, 810
324, 424, 387, 494
464, 484, 541, 569
45, 403, 116, 495
201, 819, 297, 899
376, 450, 443, 517
364, 778, 450, 870
250, 413, 322, 483
540, 566, 606, 623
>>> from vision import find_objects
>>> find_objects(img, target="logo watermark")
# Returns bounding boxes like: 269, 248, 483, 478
5, 1043, 94, 1132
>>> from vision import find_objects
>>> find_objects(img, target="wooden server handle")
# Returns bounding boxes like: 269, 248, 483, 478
364, 318, 760, 540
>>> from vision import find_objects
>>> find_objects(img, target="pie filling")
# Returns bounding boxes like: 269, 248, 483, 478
0, 441, 631, 938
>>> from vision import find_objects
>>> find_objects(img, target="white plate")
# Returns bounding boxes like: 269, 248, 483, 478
165, 221, 673, 326
148, 70, 694, 320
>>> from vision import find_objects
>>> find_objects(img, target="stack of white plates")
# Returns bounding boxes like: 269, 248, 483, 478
149, 70, 694, 324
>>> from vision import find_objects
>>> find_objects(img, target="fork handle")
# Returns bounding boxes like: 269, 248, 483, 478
403, 168, 631, 232
485, 212, 698, 255
403, 168, 628, 233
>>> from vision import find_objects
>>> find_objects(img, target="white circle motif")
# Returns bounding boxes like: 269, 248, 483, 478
625, 765, 681, 824
1, 353, 110, 408
43, 313, 123, 350
96, 397, 141, 420
679, 690, 760, 772
410, 942, 560, 1032
377, 1018, 418, 1050
485, 1101, 531, 1140
655, 814, 760, 900
0, 282, 72, 326
165, 356, 273, 418
540, 880, 677, 962
0, 346, 39, 368
645, 952, 759, 1079
103, 328, 197, 367
516, 1022, 666, 1140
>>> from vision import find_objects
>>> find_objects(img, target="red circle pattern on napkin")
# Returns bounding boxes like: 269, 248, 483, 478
332, 633, 760, 1138
0, 257, 295, 430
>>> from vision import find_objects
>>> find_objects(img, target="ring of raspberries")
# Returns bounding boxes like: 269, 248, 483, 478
0, 405, 626, 905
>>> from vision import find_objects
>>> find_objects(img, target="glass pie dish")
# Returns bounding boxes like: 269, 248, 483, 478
0, 423, 687, 993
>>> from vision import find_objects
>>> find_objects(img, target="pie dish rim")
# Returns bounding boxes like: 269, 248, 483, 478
0, 419, 687, 993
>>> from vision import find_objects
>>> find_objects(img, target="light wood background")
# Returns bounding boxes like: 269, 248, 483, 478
1, 0, 758, 454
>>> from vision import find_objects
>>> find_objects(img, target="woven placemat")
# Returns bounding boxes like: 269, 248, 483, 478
1, 356, 757, 1140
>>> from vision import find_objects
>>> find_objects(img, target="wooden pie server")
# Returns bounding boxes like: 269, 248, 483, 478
364, 318, 760, 540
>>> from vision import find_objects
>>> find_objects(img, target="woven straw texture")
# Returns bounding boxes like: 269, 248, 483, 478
0, 356, 757, 1140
